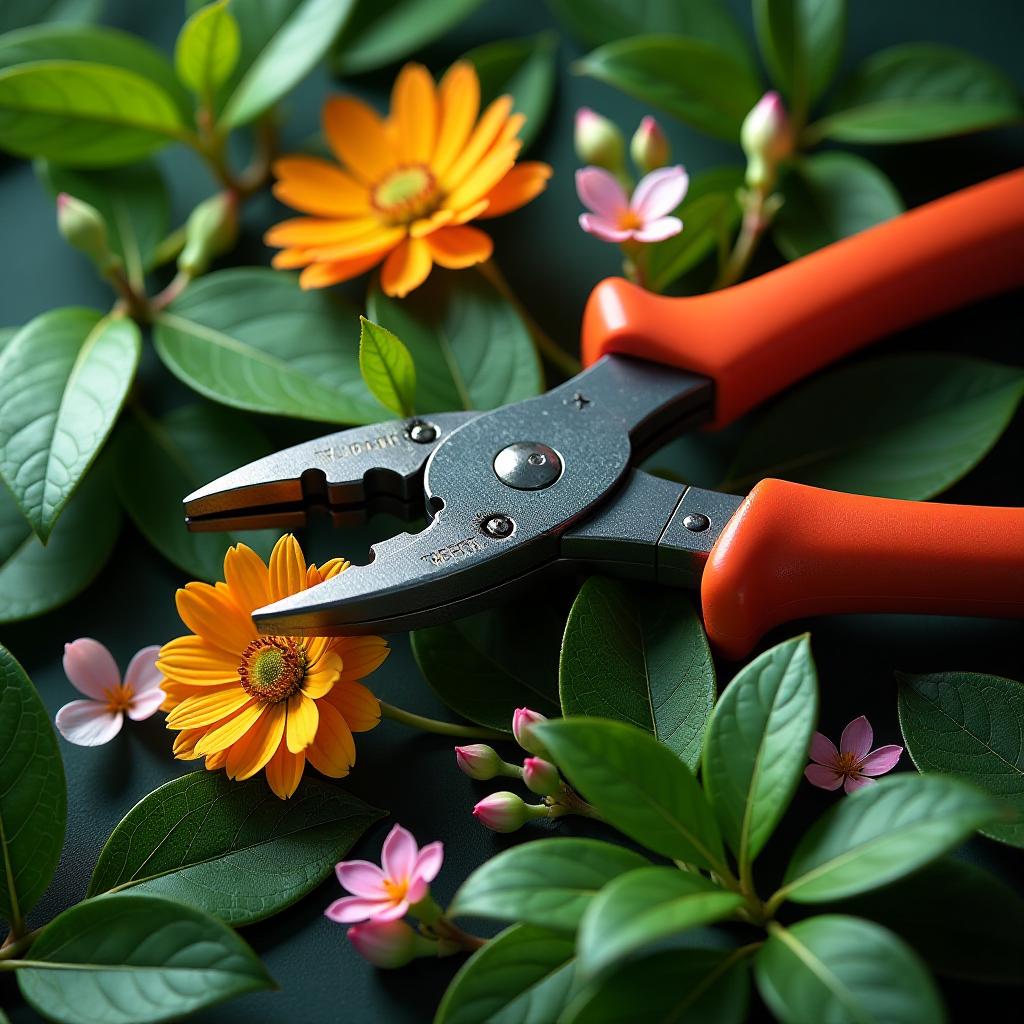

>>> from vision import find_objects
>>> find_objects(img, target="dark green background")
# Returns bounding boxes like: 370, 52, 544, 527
1, 1, 1022, 1021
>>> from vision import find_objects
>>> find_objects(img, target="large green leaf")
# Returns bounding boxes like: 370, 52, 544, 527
812, 43, 1024, 144
898, 671, 1024, 848
114, 403, 279, 582
0, 465, 120, 623
153, 268, 386, 424
722, 354, 1024, 499
577, 867, 744, 978
175, 0, 241, 101
703, 635, 817, 871
449, 838, 649, 933
0, 0, 103, 34
777, 774, 999, 904
435, 923, 578, 1024
359, 316, 416, 418
755, 916, 945, 1024
88, 771, 383, 925
0, 309, 139, 541
575, 36, 762, 142
0, 645, 66, 932
333, 0, 484, 75
17, 893, 274, 1024
536, 719, 727, 874
559, 577, 715, 770
367, 269, 542, 413
773, 152, 904, 261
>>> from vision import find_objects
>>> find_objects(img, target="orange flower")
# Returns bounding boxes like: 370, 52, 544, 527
158, 536, 389, 799
265, 61, 552, 297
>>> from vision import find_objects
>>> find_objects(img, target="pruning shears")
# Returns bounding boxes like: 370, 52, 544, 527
184, 170, 1024, 659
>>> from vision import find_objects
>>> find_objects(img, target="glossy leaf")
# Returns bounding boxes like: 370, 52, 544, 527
703, 635, 817, 870
114, 403, 279, 582
578, 867, 744, 977
0, 465, 120, 623
576, 36, 762, 142
773, 152, 903, 260
333, 0, 484, 75
17, 893, 274, 1024
535, 718, 727, 874
367, 270, 542, 413
559, 577, 715, 770
0, 309, 139, 541
0, 0, 103, 34
462, 32, 557, 151
813, 43, 1024, 143
898, 671, 1024, 847
778, 773, 1000, 903
0, 645, 66, 932
0, 328, 15, 354
723, 354, 1024, 498
175, 0, 241, 99
450, 838, 649, 933
435, 923, 578, 1024
359, 316, 416, 418
154, 268, 385, 424
755, 916, 945, 1024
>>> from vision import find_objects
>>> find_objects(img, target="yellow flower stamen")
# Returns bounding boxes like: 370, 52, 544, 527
382, 877, 409, 902
238, 637, 307, 704
103, 683, 134, 713
371, 164, 440, 224
834, 751, 861, 775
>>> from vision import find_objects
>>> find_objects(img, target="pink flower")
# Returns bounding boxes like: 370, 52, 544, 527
577, 165, 688, 244
630, 116, 670, 174
325, 824, 443, 924
805, 716, 903, 794
472, 791, 546, 833
511, 706, 549, 756
522, 757, 560, 797
55, 639, 164, 746
347, 919, 434, 968
454, 743, 505, 780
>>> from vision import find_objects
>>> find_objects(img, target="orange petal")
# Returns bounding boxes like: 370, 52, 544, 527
392, 62, 437, 164
166, 686, 251, 729
175, 582, 253, 655
266, 743, 305, 799
298, 249, 391, 290
379, 237, 433, 298
445, 140, 521, 212
173, 726, 206, 759
265, 216, 383, 248
318, 558, 351, 581
433, 61, 480, 178
303, 650, 341, 699
306, 699, 356, 778
157, 635, 238, 686
205, 748, 230, 771
268, 535, 307, 603
477, 161, 552, 219
323, 95, 397, 186
271, 247, 315, 270
223, 543, 271, 616
271, 156, 371, 216
441, 95, 513, 192
194, 700, 265, 756
227, 701, 286, 780
336, 636, 391, 683
409, 208, 456, 239
327, 679, 381, 733
426, 225, 493, 269
286, 691, 319, 753
450, 199, 490, 225
296, 226, 407, 264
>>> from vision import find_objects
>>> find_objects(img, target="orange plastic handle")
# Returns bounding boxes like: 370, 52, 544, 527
582, 169, 1024, 427
702, 479, 1024, 660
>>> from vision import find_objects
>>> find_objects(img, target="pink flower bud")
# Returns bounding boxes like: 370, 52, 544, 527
512, 707, 550, 757
740, 91, 794, 190
522, 757, 560, 797
455, 744, 505, 780
472, 791, 545, 833
347, 919, 435, 968
630, 116, 671, 174
574, 107, 625, 174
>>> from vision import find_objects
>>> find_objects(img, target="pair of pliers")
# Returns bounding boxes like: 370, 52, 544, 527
184, 170, 1024, 660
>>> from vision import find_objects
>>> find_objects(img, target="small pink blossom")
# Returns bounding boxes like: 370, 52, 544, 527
805, 716, 903, 795
473, 791, 545, 833
630, 116, 670, 174
55, 639, 163, 746
347, 919, 433, 968
325, 824, 443, 924
522, 757, 560, 797
576, 165, 688, 244
454, 743, 504, 780
511, 707, 549, 756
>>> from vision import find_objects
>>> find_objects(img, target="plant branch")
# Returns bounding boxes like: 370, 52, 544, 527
712, 186, 782, 291
0, 927, 42, 962
378, 701, 506, 740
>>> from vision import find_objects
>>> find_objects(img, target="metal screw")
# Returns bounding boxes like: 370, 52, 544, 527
482, 515, 515, 539
682, 513, 711, 533
407, 420, 437, 444
493, 441, 563, 490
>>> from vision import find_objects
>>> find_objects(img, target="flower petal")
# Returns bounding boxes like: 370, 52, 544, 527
632, 215, 683, 243
441, 95, 513, 192
392, 62, 437, 164
157, 636, 238, 687
265, 742, 305, 799
575, 167, 629, 219
63, 638, 120, 700
223, 544, 271, 616
286, 692, 319, 753
126, 687, 166, 722
374, 899, 408, 922
176, 582, 254, 655
55, 701, 123, 746
306, 699, 356, 778
298, 249, 393, 290
337, 860, 388, 898
269, 535, 308, 603
859, 744, 903, 776
193, 700, 264, 756
123, 645, 162, 694
809, 731, 839, 766
477, 162, 552, 220
381, 824, 418, 882
271, 156, 371, 217
264, 216, 383, 248
840, 715, 873, 760
166, 686, 251, 729
579, 213, 631, 243
324, 895, 390, 923
845, 774, 876, 794
413, 841, 444, 884
433, 61, 480, 177
408, 208, 456, 239
804, 764, 843, 790
425, 225, 493, 269
336, 637, 390, 684
323, 95, 397, 186
379, 237, 433, 298
302, 650, 341, 699
294, 226, 407, 265
444, 139, 521, 213
327, 679, 381, 733
226, 701, 286, 781
630, 165, 689, 220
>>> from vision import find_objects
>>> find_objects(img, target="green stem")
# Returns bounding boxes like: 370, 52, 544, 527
150, 224, 188, 269
0, 928, 42, 962
713, 189, 767, 291
378, 701, 506, 740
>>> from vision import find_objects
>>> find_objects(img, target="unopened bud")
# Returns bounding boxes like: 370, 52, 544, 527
455, 744, 505, 781
574, 107, 625, 174
630, 116, 670, 174
178, 191, 238, 276
347, 919, 435, 968
472, 791, 547, 833
522, 757, 560, 797
56, 193, 118, 272
512, 707, 550, 758
741, 91, 793, 191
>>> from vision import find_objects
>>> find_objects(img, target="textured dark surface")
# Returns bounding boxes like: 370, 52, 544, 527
0, 1, 1022, 1021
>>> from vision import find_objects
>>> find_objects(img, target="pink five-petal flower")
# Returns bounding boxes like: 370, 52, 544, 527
55, 640, 164, 746
576, 165, 688, 245
325, 824, 444, 925
805, 715, 903, 795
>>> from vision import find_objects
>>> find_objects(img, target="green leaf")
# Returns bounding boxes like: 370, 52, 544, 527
777, 773, 1000, 904
577, 867, 744, 978
812, 43, 1024, 144
647, 166, 744, 293
367, 270, 542, 413
575, 36, 762, 142
773, 152, 903, 260
898, 671, 1024, 848
175, 0, 241, 99
559, 577, 715, 770
449, 838, 649, 933
0, 328, 16, 354
218, 0, 357, 128
88, 771, 383, 925
462, 32, 557, 152
0, 309, 140, 541
0, 0, 103, 34
723, 354, 1024, 499
0, 645, 66, 932
0, 464, 121, 623
333, 0, 484, 76
359, 316, 416, 418
703, 635, 817, 871
153, 268, 385, 424
535, 718, 727, 874
17, 893, 274, 1024
435, 923, 578, 1024
755, 916, 945, 1024
113, 403, 279, 582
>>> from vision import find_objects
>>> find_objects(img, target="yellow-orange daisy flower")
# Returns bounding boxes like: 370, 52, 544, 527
265, 61, 552, 297
158, 536, 389, 800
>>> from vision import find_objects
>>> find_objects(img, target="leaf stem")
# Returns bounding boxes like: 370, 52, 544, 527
378, 701, 506, 740
712, 186, 781, 291
0, 927, 42, 962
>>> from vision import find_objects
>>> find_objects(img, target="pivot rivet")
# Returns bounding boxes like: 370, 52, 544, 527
683, 513, 711, 533
493, 441, 563, 490
483, 515, 515, 539
407, 420, 438, 444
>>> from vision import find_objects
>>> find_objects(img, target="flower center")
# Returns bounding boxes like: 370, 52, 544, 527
238, 638, 306, 704
103, 683, 134, 713
382, 877, 408, 902
371, 165, 440, 223
617, 208, 643, 231
834, 751, 861, 775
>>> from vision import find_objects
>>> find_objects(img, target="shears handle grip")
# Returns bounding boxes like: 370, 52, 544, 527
702, 479, 1024, 659
582, 168, 1024, 428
